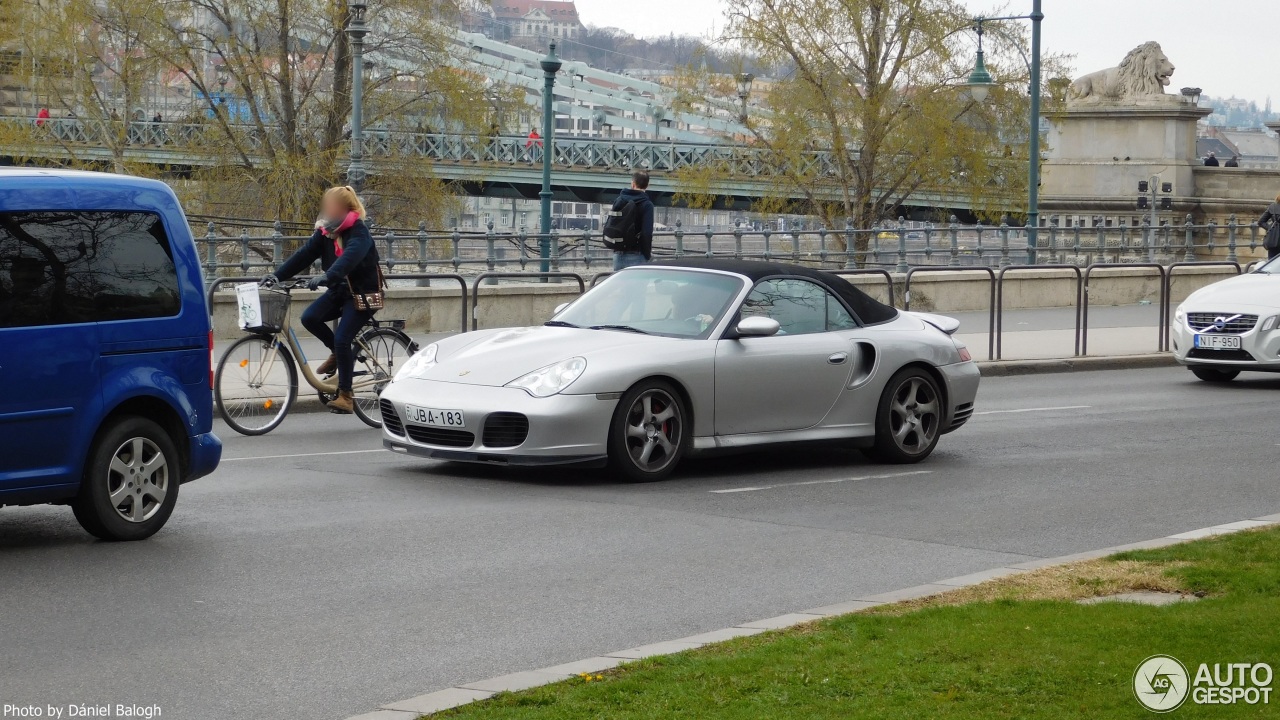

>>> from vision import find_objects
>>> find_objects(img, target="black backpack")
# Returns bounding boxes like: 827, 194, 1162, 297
603, 196, 643, 251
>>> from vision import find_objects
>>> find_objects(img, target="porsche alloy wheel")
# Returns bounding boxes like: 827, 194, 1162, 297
868, 368, 942, 464
609, 380, 688, 482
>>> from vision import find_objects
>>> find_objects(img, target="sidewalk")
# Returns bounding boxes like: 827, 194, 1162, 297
951, 303, 1164, 360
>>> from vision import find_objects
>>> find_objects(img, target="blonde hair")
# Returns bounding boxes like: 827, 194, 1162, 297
1275, 191, 1280, 203
323, 185, 367, 219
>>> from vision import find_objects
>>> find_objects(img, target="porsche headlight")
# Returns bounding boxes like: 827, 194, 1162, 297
394, 343, 438, 381
1262, 315, 1280, 332
506, 357, 587, 397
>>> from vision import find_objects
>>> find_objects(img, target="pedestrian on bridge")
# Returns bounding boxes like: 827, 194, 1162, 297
525, 129, 542, 162
603, 170, 655, 271
1258, 192, 1280, 260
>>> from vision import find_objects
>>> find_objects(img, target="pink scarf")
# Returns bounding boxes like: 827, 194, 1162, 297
317, 211, 359, 256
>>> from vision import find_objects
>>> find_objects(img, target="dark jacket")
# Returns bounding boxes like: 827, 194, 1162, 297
1204, 156, 1220, 167
275, 217, 381, 295
1260, 203, 1280, 249
611, 188, 655, 260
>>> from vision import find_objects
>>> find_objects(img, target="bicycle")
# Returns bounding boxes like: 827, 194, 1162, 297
214, 278, 419, 435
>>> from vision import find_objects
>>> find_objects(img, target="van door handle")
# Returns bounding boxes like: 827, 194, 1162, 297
828, 352, 849, 364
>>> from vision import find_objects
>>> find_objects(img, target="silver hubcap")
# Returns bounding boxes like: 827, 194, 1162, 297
624, 390, 681, 472
106, 437, 168, 523
889, 377, 940, 454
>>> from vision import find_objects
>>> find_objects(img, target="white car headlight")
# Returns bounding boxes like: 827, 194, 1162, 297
1262, 315, 1280, 332
1174, 305, 1185, 323
506, 357, 587, 397
394, 343, 438, 381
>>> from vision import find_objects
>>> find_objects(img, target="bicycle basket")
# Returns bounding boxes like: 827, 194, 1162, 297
244, 287, 289, 334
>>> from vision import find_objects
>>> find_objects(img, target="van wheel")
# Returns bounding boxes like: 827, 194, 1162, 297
72, 417, 180, 541
1191, 367, 1239, 383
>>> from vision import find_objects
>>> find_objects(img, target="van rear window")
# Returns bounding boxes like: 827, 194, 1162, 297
0, 211, 181, 328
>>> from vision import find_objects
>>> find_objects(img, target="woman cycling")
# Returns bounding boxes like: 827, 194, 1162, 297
262, 186, 381, 414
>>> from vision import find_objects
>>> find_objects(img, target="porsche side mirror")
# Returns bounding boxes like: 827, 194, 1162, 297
553, 302, 570, 315
735, 316, 781, 338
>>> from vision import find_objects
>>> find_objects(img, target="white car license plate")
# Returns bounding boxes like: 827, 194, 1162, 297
1194, 335, 1242, 350
404, 404, 466, 428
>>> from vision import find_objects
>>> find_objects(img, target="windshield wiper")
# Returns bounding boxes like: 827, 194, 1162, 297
544, 320, 581, 328
590, 324, 650, 334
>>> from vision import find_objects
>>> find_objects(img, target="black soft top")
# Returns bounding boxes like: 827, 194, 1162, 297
652, 258, 899, 325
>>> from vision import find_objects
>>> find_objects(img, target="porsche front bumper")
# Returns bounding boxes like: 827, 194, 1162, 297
380, 379, 616, 466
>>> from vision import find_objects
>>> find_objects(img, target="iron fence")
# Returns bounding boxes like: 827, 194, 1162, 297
194, 214, 1273, 280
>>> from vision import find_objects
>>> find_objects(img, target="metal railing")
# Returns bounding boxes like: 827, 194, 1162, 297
998, 266, 1083, 360
192, 215, 1272, 280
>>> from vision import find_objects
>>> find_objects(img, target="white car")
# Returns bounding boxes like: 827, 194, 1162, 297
1171, 257, 1280, 382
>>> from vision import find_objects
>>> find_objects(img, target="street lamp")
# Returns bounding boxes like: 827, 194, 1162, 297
538, 41, 562, 274
345, 0, 369, 192
651, 105, 666, 140
736, 72, 754, 123
965, 23, 994, 103
966, 1, 1043, 263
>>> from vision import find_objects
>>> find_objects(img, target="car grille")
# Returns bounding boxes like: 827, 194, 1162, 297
405, 425, 475, 448
1188, 348, 1255, 362
1187, 312, 1258, 334
482, 412, 530, 448
950, 402, 974, 428
380, 399, 405, 437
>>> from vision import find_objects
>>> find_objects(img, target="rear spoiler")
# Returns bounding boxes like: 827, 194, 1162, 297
905, 311, 960, 335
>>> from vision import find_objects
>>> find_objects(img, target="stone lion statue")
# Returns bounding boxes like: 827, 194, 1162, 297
1068, 42, 1176, 104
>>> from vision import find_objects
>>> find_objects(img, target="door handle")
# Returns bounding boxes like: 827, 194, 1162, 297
828, 352, 849, 364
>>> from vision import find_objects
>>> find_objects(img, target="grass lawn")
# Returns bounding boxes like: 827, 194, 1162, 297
434, 527, 1280, 719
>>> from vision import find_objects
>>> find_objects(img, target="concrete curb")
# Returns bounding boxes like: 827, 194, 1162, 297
978, 352, 1177, 376
345, 511, 1280, 720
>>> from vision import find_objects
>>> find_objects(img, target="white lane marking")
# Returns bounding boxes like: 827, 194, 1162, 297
710, 470, 932, 494
973, 405, 1091, 416
221, 449, 385, 462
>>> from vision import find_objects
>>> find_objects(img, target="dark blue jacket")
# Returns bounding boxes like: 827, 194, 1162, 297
612, 188, 655, 260
275, 218, 381, 295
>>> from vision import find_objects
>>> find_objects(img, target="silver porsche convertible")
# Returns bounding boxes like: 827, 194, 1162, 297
380, 259, 980, 481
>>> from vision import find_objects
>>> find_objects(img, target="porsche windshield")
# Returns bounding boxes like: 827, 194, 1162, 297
553, 268, 745, 339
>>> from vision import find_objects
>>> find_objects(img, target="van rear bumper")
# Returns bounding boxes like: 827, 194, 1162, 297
186, 431, 222, 483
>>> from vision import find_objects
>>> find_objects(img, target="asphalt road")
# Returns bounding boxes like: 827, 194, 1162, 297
3, 366, 1279, 719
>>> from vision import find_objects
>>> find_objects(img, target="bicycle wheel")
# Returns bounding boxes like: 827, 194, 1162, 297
215, 335, 298, 436
351, 328, 414, 429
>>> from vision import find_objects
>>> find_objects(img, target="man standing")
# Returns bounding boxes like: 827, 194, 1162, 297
603, 170, 655, 271
1204, 152, 1219, 167
1225, 155, 1240, 168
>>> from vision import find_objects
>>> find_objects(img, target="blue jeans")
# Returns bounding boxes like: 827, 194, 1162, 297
613, 252, 647, 271
300, 290, 373, 392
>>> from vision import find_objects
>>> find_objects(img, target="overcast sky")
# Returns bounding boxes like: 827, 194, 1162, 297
571, 0, 1278, 105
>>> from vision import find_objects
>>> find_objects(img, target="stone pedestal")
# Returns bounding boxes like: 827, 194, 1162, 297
1041, 103, 1212, 214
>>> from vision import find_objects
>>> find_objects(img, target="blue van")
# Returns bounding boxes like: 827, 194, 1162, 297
0, 169, 221, 540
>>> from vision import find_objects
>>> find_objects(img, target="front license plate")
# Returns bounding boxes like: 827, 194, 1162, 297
404, 404, 466, 428
1194, 335, 1242, 350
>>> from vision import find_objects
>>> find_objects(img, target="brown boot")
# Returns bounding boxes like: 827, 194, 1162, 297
315, 354, 337, 377
327, 389, 355, 414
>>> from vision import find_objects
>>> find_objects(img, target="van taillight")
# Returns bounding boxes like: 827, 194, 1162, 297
208, 331, 215, 388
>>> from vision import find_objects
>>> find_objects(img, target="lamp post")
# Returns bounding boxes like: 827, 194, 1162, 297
539, 42, 561, 274
736, 72, 754, 124
651, 105, 666, 140
967, 0, 1042, 263
345, 0, 369, 192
